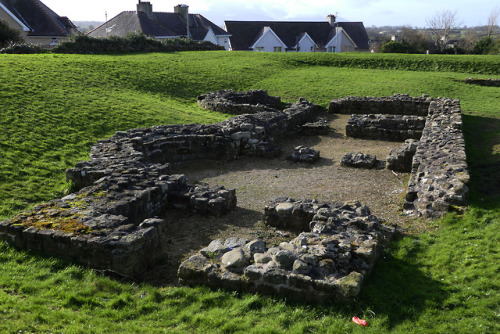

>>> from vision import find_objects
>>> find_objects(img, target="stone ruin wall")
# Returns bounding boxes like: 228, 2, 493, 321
197, 90, 283, 114
0, 90, 469, 301
178, 199, 395, 302
464, 78, 500, 87
0, 95, 319, 277
329, 94, 469, 218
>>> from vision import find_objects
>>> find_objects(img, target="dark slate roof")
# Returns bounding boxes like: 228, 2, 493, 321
224, 20, 369, 51
0, 0, 76, 36
225, 21, 331, 50
337, 22, 369, 49
88, 11, 229, 40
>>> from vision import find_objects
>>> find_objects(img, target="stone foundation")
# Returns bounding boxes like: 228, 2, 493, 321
346, 114, 425, 141
329, 94, 469, 218
464, 78, 500, 87
197, 89, 282, 114
178, 198, 395, 301
0, 90, 470, 292
0, 94, 318, 276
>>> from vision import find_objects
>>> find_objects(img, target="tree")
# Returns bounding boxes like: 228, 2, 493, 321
472, 37, 495, 54
487, 6, 499, 37
399, 26, 431, 53
0, 20, 21, 48
380, 40, 414, 53
426, 9, 462, 51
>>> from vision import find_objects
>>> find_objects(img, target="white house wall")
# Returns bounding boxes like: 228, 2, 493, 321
326, 30, 356, 53
217, 36, 230, 50
252, 30, 285, 52
203, 29, 218, 45
297, 36, 316, 52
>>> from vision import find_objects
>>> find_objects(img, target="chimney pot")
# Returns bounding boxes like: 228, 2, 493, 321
137, 1, 153, 20
327, 14, 336, 27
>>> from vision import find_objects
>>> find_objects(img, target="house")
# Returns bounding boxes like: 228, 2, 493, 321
0, 0, 78, 46
224, 15, 369, 52
88, 1, 231, 50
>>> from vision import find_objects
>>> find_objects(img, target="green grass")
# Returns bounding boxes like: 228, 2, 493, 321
0, 51, 499, 333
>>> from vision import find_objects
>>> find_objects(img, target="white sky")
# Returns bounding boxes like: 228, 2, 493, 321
42, 0, 498, 28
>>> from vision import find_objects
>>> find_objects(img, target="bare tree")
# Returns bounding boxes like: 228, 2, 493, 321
488, 6, 499, 37
426, 9, 462, 51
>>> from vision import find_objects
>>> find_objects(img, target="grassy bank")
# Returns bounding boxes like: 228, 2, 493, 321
0, 52, 499, 333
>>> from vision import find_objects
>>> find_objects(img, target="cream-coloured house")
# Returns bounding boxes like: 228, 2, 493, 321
0, 0, 77, 46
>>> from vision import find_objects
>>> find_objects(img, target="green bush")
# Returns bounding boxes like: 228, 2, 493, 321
0, 20, 21, 48
53, 34, 224, 54
472, 37, 497, 55
0, 43, 47, 54
380, 41, 414, 54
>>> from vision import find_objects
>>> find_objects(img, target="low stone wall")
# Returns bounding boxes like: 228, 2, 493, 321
197, 90, 282, 114
464, 78, 500, 87
0, 95, 319, 276
386, 139, 419, 173
403, 99, 469, 217
329, 94, 469, 218
328, 94, 431, 116
346, 114, 425, 141
178, 198, 395, 301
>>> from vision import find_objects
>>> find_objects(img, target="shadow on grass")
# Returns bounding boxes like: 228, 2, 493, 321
356, 235, 449, 328
462, 114, 500, 209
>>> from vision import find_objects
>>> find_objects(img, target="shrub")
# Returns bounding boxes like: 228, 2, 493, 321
472, 37, 497, 55
0, 43, 47, 54
53, 33, 224, 54
380, 41, 414, 54
0, 20, 21, 48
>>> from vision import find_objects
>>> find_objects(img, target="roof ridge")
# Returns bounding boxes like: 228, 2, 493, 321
32, 0, 67, 35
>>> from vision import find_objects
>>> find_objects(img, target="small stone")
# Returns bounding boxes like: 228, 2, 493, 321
254, 253, 272, 264
221, 248, 249, 271
292, 259, 310, 273
338, 271, 363, 297
274, 250, 296, 269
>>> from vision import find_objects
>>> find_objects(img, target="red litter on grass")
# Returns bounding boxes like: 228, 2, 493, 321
352, 316, 368, 326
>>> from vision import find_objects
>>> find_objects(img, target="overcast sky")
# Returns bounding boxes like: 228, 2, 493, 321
42, 0, 498, 28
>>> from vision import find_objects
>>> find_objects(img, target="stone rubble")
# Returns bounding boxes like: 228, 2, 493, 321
178, 198, 395, 302
288, 146, 320, 163
340, 153, 378, 169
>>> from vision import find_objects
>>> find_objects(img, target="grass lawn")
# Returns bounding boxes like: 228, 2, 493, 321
0, 52, 499, 333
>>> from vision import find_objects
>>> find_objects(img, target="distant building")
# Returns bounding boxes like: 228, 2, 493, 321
0, 0, 78, 46
88, 1, 231, 50
224, 15, 369, 52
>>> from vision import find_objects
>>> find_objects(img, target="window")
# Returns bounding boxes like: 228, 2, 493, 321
50, 38, 58, 46
310, 46, 314, 52
256, 47, 264, 52
273, 47, 282, 52
328, 46, 336, 53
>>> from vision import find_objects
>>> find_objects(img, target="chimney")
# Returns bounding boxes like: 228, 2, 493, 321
327, 14, 336, 27
137, 1, 153, 20
174, 4, 190, 38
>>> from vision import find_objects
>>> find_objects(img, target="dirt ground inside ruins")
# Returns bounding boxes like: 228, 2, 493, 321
140, 113, 422, 285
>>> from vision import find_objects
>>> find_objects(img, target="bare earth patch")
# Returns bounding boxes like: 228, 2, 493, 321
142, 113, 418, 285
